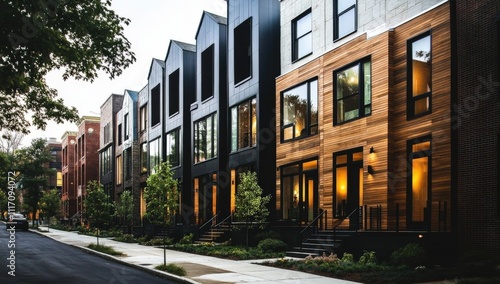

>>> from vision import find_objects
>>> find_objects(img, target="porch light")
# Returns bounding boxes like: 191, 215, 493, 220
369, 146, 375, 154
367, 165, 374, 175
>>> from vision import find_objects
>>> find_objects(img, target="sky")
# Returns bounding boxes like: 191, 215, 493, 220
22, 0, 227, 146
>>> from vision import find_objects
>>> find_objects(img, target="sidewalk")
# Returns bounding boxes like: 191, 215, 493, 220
33, 227, 359, 284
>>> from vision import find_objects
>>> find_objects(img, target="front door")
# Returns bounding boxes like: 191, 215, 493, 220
298, 172, 318, 223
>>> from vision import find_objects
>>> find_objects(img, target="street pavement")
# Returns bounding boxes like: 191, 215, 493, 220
30, 227, 360, 284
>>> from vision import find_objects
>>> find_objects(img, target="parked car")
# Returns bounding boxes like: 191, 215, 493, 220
6, 213, 29, 231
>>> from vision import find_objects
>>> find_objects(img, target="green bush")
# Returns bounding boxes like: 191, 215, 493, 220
341, 253, 354, 264
142, 237, 173, 246
155, 263, 186, 276
178, 233, 194, 244
390, 243, 428, 267
358, 251, 377, 265
255, 230, 281, 242
257, 238, 288, 252
114, 234, 136, 243
88, 243, 123, 255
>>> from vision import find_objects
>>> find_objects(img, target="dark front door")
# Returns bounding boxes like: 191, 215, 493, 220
299, 172, 318, 224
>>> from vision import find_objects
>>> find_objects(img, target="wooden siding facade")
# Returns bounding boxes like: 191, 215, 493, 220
275, 2, 451, 231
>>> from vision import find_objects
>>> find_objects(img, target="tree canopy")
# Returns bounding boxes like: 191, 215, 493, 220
39, 188, 61, 230
85, 181, 114, 244
0, 0, 136, 133
144, 162, 179, 226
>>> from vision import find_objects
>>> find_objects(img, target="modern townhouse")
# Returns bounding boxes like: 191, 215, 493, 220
137, 85, 149, 226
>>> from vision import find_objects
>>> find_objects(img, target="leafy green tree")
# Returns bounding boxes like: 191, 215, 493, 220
15, 138, 54, 225
85, 181, 114, 245
144, 161, 179, 265
234, 171, 271, 247
114, 190, 134, 233
0, 0, 136, 133
39, 188, 61, 231
0, 190, 7, 220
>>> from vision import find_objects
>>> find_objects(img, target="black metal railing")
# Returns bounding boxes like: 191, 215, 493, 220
333, 206, 361, 242
300, 209, 327, 244
198, 213, 218, 237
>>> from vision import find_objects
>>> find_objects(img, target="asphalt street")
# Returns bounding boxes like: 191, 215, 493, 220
0, 225, 178, 284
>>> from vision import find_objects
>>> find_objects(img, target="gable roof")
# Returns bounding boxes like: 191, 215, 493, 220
165, 40, 196, 61
147, 58, 165, 79
195, 10, 227, 39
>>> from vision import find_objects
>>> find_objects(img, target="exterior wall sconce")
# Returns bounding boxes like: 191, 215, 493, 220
88, 128, 94, 135
369, 147, 375, 154
367, 165, 374, 175
70, 139, 76, 145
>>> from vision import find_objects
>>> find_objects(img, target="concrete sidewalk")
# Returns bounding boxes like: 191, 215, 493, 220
33, 227, 359, 284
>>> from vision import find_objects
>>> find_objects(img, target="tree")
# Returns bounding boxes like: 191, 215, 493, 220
0, 190, 7, 220
15, 138, 54, 225
0, 130, 25, 155
144, 161, 179, 266
114, 190, 134, 234
234, 171, 271, 247
39, 188, 60, 231
84, 181, 114, 245
0, 0, 136, 133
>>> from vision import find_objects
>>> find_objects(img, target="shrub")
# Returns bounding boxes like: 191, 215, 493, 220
341, 253, 354, 264
155, 263, 186, 276
358, 250, 377, 265
390, 243, 428, 267
257, 238, 288, 252
114, 234, 136, 243
178, 233, 194, 244
142, 237, 173, 246
88, 243, 123, 256
255, 230, 281, 242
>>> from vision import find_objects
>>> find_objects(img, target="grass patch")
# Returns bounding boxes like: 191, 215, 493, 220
87, 243, 124, 256
155, 263, 186, 276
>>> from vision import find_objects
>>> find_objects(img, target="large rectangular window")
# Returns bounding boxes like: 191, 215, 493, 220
140, 105, 147, 132
408, 32, 432, 118
230, 98, 257, 151
166, 128, 180, 167
140, 142, 148, 173
194, 113, 217, 163
149, 137, 161, 174
201, 45, 214, 102
334, 0, 357, 40
151, 84, 161, 126
281, 78, 318, 141
169, 69, 180, 116
100, 147, 112, 176
234, 17, 252, 84
334, 58, 371, 124
292, 9, 312, 61
407, 136, 431, 225
117, 123, 122, 146
103, 123, 110, 144
116, 155, 123, 185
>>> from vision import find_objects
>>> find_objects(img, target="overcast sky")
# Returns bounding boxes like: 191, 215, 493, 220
22, 0, 227, 146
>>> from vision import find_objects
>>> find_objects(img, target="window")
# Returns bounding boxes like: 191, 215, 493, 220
334, 0, 357, 40
407, 136, 431, 225
194, 113, 217, 163
292, 10, 312, 61
124, 113, 129, 140
166, 128, 180, 167
231, 98, 257, 151
124, 148, 131, 180
333, 148, 363, 219
140, 105, 147, 132
169, 69, 180, 116
103, 123, 110, 144
151, 84, 161, 126
140, 143, 148, 173
100, 147, 112, 176
201, 45, 214, 101
408, 32, 432, 118
149, 137, 161, 174
117, 123, 122, 145
334, 58, 371, 124
281, 78, 318, 141
234, 17, 252, 84
116, 155, 123, 185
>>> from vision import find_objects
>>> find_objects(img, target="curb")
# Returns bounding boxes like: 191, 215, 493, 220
30, 229, 200, 284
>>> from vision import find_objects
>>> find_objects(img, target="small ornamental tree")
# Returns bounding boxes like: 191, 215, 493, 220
39, 189, 61, 231
144, 161, 179, 265
114, 190, 134, 233
234, 171, 271, 247
85, 181, 114, 245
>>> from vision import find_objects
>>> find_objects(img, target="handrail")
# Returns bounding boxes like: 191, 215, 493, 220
214, 214, 232, 228
333, 207, 360, 242
300, 210, 327, 243
199, 213, 218, 230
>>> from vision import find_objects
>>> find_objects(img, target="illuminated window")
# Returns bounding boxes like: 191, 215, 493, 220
281, 78, 318, 141
408, 32, 432, 118
166, 128, 180, 167
116, 155, 123, 185
230, 98, 257, 151
408, 136, 431, 223
333, 148, 363, 218
140, 143, 147, 173
139, 105, 147, 132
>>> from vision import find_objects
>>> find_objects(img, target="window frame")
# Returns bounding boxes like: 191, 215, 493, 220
292, 9, 313, 62
230, 98, 257, 152
280, 77, 319, 142
201, 45, 214, 102
234, 17, 252, 85
333, 57, 372, 125
407, 31, 432, 119
140, 142, 148, 174
169, 69, 180, 116
333, 0, 357, 41
151, 84, 161, 127
166, 128, 180, 167
193, 113, 217, 164
124, 113, 129, 140
149, 137, 161, 174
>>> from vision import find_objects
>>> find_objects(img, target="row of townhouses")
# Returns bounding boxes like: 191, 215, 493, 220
58, 0, 500, 260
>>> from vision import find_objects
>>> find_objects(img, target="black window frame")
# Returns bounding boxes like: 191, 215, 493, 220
124, 113, 129, 140
139, 104, 147, 133
201, 45, 214, 102
169, 69, 180, 116
166, 128, 180, 167
230, 98, 257, 152
333, 56, 371, 125
407, 31, 432, 119
234, 17, 252, 85
280, 77, 319, 142
151, 84, 161, 127
194, 113, 217, 164
334, 0, 357, 41
292, 9, 313, 62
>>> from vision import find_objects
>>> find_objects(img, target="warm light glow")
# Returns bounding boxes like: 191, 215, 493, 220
212, 185, 217, 216
194, 178, 199, 224
230, 170, 236, 213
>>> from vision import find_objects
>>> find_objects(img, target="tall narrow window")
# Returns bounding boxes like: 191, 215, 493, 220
292, 10, 312, 61
334, 0, 357, 40
194, 113, 217, 163
408, 32, 432, 118
201, 45, 214, 101
281, 78, 318, 141
149, 137, 161, 174
230, 98, 257, 152
169, 69, 180, 116
151, 84, 161, 126
234, 17, 252, 84
117, 124, 122, 145
116, 155, 123, 185
407, 136, 432, 225
124, 113, 129, 140
140, 143, 148, 173
124, 148, 131, 180
334, 58, 371, 124
166, 128, 180, 167
140, 105, 147, 132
